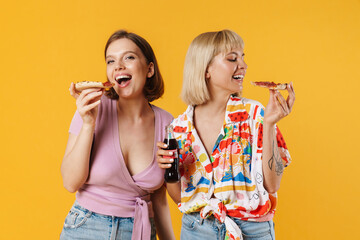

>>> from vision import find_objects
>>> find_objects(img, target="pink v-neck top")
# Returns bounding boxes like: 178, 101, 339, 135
69, 95, 173, 238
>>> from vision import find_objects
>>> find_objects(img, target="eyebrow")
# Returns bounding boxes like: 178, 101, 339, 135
105, 51, 138, 59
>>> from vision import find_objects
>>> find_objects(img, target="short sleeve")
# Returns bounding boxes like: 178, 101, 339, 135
275, 126, 291, 167
251, 104, 292, 167
153, 105, 173, 132
69, 111, 83, 135
162, 111, 174, 127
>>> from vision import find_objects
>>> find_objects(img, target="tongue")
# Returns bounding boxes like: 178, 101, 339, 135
118, 79, 130, 87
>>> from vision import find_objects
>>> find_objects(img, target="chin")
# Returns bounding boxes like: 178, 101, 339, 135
231, 91, 242, 97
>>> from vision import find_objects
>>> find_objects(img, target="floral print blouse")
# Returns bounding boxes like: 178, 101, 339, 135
172, 96, 291, 240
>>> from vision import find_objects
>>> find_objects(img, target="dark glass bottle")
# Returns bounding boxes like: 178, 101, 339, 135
163, 125, 180, 183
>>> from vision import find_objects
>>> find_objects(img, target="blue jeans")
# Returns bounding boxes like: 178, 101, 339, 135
180, 212, 275, 240
60, 201, 156, 240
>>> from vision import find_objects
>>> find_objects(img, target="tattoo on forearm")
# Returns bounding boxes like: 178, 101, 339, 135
268, 140, 284, 176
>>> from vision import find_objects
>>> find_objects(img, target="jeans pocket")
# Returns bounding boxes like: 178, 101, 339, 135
235, 220, 273, 240
182, 213, 198, 231
243, 231, 271, 240
63, 204, 92, 229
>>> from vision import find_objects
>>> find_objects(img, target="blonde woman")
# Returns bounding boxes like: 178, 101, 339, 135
157, 30, 295, 240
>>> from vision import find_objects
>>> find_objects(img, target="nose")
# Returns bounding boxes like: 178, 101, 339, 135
115, 59, 125, 70
238, 59, 247, 71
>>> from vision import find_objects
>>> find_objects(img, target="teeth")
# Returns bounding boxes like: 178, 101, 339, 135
233, 75, 244, 80
115, 75, 131, 80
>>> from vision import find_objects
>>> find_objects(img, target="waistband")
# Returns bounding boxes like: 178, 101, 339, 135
76, 188, 152, 240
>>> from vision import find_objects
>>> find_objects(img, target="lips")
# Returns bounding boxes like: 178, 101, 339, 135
115, 74, 132, 87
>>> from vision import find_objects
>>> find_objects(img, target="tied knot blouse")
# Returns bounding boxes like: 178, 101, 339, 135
69, 95, 173, 240
171, 96, 291, 240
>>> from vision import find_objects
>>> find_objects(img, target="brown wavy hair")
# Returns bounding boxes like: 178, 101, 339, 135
104, 30, 164, 102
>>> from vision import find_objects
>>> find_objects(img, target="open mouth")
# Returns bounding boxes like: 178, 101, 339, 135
233, 74, 244, 81
115, 75, 132, 86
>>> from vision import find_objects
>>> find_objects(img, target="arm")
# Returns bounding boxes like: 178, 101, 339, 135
156, 142, 182, 204
151, 185, 176, 240
165, 182, 181, 205
262, 82, 295, 193
60, 83, 103, 193
61, 126, 94, 193
262, 123, 283, 193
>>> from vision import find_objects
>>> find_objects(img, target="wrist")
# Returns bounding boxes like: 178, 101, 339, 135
263, 119, 276, 128
82, 122, 96, 132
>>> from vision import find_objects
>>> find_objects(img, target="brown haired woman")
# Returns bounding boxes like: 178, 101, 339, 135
60, 30, 175, 240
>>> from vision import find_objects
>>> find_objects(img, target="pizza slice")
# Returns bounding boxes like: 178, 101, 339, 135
75, 81, 114, 92
251, 81, 287, 90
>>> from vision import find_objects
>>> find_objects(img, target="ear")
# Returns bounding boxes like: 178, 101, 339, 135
147, 62, 155, 78
205, 69, 211, 79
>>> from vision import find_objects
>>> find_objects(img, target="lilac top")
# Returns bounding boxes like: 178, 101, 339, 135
69, 95, 173, 239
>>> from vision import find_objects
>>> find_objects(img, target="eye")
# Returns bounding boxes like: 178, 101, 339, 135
228, 58, 237, 62
106, 59, 114, 64
125, 55, 135, 60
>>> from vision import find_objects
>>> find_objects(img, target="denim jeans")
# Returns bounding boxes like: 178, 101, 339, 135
180, 212, 275, 240
60, 201, 156, 240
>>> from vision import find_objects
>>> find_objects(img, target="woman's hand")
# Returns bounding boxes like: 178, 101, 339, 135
69, 82, 104, 126
156, 142, 187, 169
264, 82, 295, 125
156, 141, 183, 204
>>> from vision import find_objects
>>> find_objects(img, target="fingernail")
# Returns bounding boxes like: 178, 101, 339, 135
164, 144, 168, 148
168, 164, 172, 167
169, 151, 173, 156
169, 159, 174, 163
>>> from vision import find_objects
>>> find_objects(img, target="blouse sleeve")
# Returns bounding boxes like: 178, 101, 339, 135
274, 126, 291, 167
69, 111, 83, 135
251, 104, 292, 167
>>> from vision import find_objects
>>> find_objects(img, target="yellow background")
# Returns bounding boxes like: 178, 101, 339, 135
1, 0, 359, 239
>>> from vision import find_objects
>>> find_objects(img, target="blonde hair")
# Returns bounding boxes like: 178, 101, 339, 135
181, 29, 245, 105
